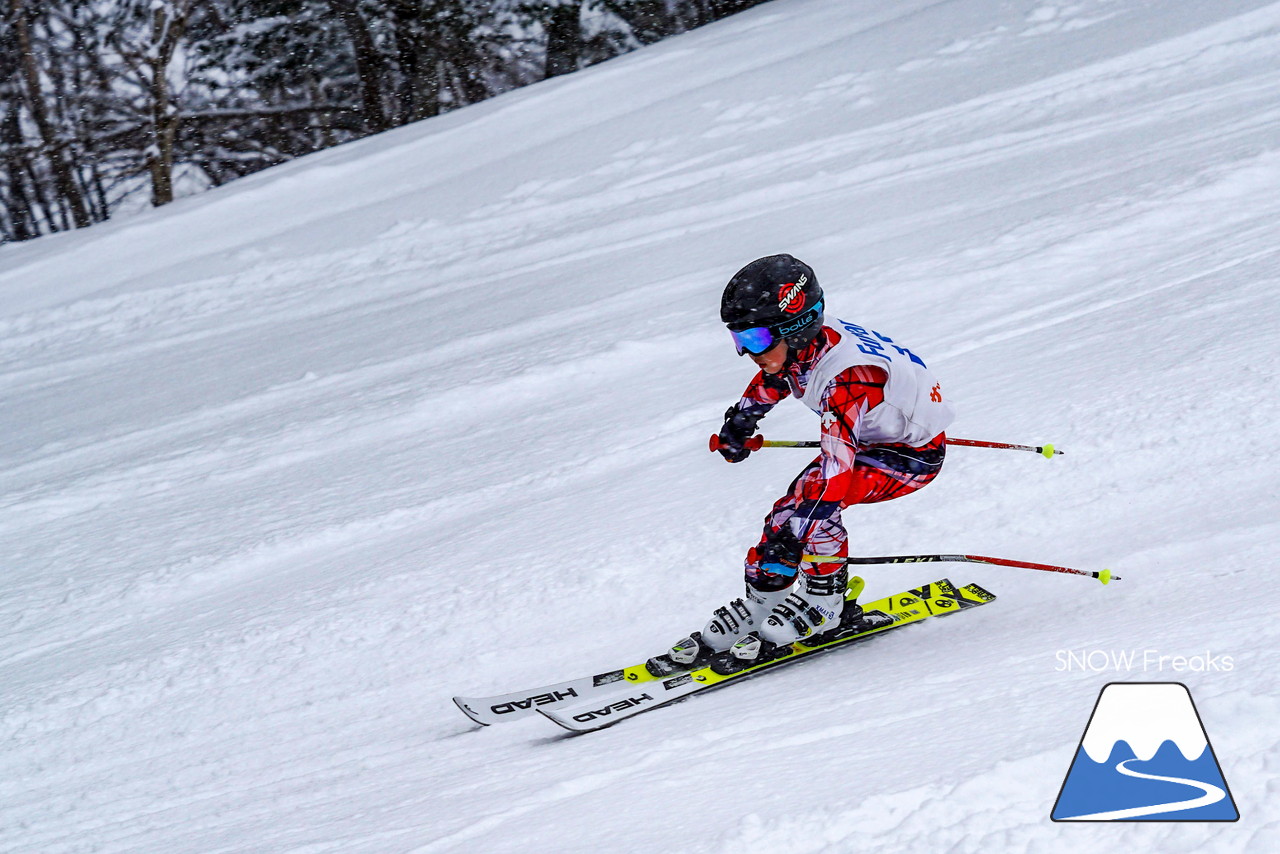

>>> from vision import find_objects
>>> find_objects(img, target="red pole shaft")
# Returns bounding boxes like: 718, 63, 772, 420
804, 553, 1118, 583
961, 554, 1101, 579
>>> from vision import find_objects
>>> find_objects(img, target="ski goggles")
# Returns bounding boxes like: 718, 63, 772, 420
729, 300, 823, 355
729, 325, 779, 356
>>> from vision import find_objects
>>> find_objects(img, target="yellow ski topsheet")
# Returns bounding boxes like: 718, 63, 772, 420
623, 578, 993, 688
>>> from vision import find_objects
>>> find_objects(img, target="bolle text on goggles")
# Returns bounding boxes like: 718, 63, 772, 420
729, 300, 823, 355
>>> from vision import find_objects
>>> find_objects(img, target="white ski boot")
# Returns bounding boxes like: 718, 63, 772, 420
647, 579, 795, 676
757, 568, 850, 646
706, 572, 864, 675
699, 579, 795, 651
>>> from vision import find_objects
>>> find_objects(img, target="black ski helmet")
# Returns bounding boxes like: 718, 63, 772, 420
721, 254, 824, 352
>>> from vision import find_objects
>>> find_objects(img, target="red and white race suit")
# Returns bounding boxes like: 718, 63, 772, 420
735, 319, 955, 586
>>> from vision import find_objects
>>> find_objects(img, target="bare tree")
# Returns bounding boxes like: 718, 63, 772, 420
1, 0, 776, 244
7, 0, 91, 227
104, 0, 199, 206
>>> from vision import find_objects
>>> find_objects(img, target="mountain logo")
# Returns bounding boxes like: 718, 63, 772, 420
1052, 682, 1239, 821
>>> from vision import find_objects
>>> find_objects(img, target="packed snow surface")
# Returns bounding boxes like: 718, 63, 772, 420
3, 0, 1279, 851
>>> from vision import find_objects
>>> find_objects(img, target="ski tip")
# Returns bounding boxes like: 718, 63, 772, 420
537, 707, 592, 735
960, 581, 997, 603
452, 696, 490, 727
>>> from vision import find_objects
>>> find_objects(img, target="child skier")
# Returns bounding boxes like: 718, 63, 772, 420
669, 254, 955, 668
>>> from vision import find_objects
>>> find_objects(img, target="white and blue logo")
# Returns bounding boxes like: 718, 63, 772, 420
1052, 682, 1239, 821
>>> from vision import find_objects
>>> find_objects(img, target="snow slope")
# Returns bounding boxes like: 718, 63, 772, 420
3, 0, 1279, 850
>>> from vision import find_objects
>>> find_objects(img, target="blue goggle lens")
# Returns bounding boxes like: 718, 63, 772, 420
728, 300, 823, 356
730, 326, 777, 355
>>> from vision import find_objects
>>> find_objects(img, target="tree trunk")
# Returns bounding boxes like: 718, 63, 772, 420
0, 25, 39, 240
1, 104, 39, 240
603, 0, 673, 44
416, 49, 442, 120
544, 1, 582, 79
330, 0, 390, 134
144, 1, 192, 207
386, 0, 422, 123
147, 69, 175, 206
8, 0, 91, 228
711, 0, 765, 19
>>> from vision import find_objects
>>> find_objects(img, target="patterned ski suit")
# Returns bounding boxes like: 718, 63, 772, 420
735, 324, 949, 588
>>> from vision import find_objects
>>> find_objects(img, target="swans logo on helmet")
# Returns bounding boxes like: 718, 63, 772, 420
778, 275, 808, 314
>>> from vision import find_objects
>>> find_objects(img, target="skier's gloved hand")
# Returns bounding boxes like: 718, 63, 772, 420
757, 526, 803, 577
716, 404, 762, 463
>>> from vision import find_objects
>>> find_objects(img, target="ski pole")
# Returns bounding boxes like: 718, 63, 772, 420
943, 438, 1060, 457
802, 553, 1118, 584
709, 434, 1061, 458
